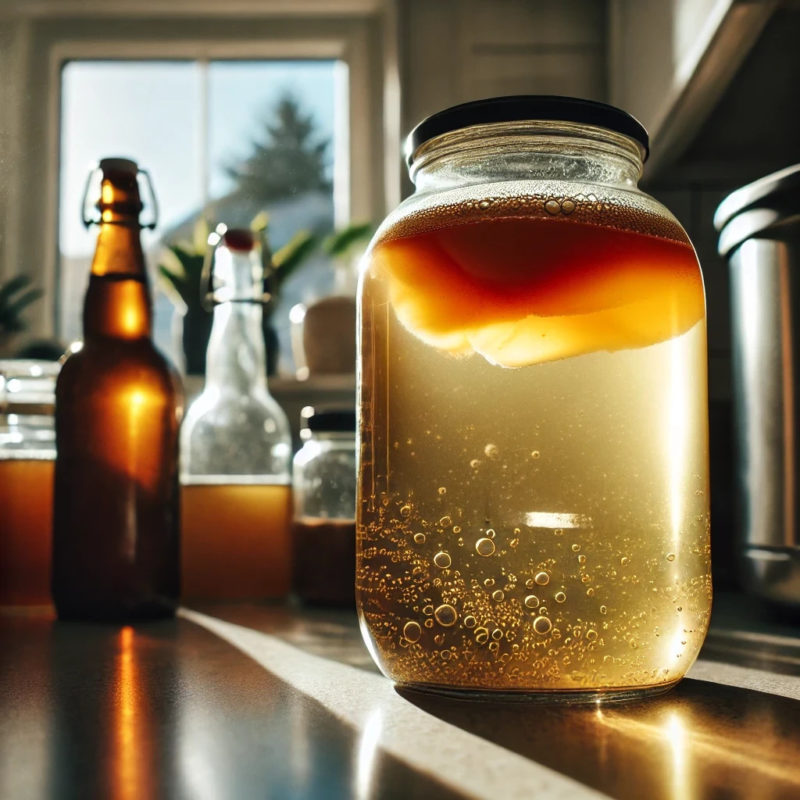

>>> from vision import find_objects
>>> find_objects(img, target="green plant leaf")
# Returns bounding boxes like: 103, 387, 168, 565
272, 231, 319, 288
0, 274, 32, 310
250, 211, 270, 233
323, 222, 375, 258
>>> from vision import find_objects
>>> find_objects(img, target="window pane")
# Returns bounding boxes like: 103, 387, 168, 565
59, 58, 346, 376
59, 60, 202, 354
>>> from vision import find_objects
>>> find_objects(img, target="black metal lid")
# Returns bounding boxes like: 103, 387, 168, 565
405, 95, 650, 166
300, 406, 356, 433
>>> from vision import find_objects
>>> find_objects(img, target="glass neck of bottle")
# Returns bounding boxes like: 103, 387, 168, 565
83, 219, 152, 340
204, 302, 267, 395
409, 121, 644, 194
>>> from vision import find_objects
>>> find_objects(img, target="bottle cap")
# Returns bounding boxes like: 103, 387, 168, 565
300, 405, 356, 433
99, 157, 139, 176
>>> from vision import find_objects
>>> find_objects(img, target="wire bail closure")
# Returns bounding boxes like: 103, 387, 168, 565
80, 162, 159, 230
201, 223, 273, 310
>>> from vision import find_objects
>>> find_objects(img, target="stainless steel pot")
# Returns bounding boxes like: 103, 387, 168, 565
716, 165, 800, 606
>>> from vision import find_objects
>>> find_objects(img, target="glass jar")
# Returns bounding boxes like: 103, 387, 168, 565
356, 96, 711, 700
181, 227, 292, 600
293, 407, 356, 606
0, 360, 59, 608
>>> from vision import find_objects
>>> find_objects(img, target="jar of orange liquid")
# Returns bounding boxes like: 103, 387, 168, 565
357, 96, 711, 700
0, 360, 59, 609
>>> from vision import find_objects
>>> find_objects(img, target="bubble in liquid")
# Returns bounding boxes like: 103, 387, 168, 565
492, 590, 505, 602
587, 629, 598, 641
439, 515, 452, 527
600, 605, 608, 615
578, 554, 587, 564
476, 538, 496, 556
535, 571, 550, 586
666, 553, 676, 562
555, 591, 567, 603
586, 587, 595, 597
424, 619, 434, 628
533, 616, 553, 635
484, 577, 495, 588
452, 525, 462, 534
440, 650, 452, 661
400, 504, 412, 517
561, 199, 576, 215
433, 633, 445, 645
524, 594, 540, 609
475, 627, 490, 644
484, 443, 500, 460
545, 199, 561, 215
555, 528, 564, 536
403, 621, 422, 643
620, 556, 630, 566
433, 551, 452, 569
464, 615, 477, 629
531, 450, 541, 459
438, 487, 447, 496
423, 604, 434, 615
434, 604, 458, 627
488, 641, 500, 653
509, 538, 520, 548
469, 459, 481, 469
486, 528, 496, 539
491, 628, 504, 641
525, 578, 535, 589
571, 544, 581, 553
413, 532, 426, 544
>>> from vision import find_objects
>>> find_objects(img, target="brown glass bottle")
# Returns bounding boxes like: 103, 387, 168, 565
52, 158, 183, 621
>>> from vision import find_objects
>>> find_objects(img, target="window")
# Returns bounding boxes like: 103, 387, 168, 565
59, 58, 347, 373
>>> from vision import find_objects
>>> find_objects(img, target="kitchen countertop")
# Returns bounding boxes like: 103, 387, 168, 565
2, 593, 799, 800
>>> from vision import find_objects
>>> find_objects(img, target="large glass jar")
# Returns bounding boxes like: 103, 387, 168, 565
356, 96, 711, 700
0, 360, 59, 608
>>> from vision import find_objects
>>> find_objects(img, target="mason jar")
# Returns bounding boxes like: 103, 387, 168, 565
293, 406, 357, 606
0, 360, 59, 608
356, 96, 711, 700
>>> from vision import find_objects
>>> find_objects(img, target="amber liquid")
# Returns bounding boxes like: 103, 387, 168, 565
181, 481, 292, 600
293, 517, 356, 607
0, 459, 54, 607
358, 193, 711, 694
53, 274, 182, 621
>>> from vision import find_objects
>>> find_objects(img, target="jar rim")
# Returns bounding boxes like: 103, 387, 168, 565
405, 95, 649, 167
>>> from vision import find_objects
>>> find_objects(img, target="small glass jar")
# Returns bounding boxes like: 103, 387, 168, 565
0, 360, 59, 608
357, 96, 711, 700
293, 407, 356, 606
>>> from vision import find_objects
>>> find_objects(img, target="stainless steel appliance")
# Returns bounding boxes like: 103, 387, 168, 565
716, 164, 800, 606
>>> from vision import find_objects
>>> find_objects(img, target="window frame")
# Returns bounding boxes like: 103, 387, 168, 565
7, 7, 389, 339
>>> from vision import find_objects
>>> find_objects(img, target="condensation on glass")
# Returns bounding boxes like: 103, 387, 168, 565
356, 97, 711, 700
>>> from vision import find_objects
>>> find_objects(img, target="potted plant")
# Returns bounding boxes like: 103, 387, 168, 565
0, 274, 43, 357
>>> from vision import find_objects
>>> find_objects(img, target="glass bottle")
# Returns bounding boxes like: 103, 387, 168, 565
52, 158, 183, 621
0, 360, 59, 608
293, 406, 356, 606
181, 227, 292, 600
357, 96, 711, 700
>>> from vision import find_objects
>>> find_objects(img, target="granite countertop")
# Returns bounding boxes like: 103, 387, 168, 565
2, 592, 799, 799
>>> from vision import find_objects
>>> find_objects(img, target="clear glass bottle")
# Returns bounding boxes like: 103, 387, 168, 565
0, 360, 58, 608
181, 227, 292, 600
357, 96, 711, 700
293, 407, 356, 606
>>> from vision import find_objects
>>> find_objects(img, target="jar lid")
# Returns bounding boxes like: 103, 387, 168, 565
300, 406, 356, 433
406, 95, 650, 166
715, 164, 800, 257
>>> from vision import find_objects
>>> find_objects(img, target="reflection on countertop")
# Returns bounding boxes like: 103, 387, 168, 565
1, 592, 798, 800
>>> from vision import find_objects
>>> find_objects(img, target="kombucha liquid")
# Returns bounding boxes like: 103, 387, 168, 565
358, 188, 711, 693
0, 458, 54, 607
181, 479, 291, 600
